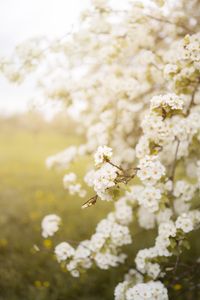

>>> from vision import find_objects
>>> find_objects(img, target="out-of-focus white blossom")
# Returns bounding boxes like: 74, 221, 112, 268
173, 180, 196, 202
41, 214, 61, 238
137, 186, 161, 212
46, 146, 77, 169
175, 213, 194, 233
138, 206, 156, 229
63, 172, 77, 185
63, 172, 86, 198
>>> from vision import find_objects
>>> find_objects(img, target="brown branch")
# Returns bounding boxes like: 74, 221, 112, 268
170, 137, 180, 184
173, 241, 181, 275
167, 137, 180, 216
145, 14, 194, 34
186, 80, 200, 116
105, 159, 123, 172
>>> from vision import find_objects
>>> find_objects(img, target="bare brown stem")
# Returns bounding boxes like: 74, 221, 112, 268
167, 137, 180, 216
186, 80, 200, 116
105, 159, 123, 172
145, 14, 194, 34
170, 137, 180, 184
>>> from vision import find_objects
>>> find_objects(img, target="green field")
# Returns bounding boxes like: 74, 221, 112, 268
0, 118, 126, 300
0, 117, 199, 300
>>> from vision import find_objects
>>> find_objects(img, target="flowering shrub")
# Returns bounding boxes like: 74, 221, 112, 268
1, 0, 200, 298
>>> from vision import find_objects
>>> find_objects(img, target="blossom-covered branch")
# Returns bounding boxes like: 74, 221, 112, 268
1, 0, 200, 299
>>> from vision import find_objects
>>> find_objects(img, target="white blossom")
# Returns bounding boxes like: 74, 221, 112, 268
137, 186, 161, 212
94, 145, 113, 166
151, 93, 184, 111
63, 173, 77, 186
63, 172, 86, 198
55, 242, 75, 262
137, 156, 165, 184
138, 206, 156, 229
114, 281, 129, 300
114, 199, 133, 225
91, 163, 118, 200
173, 180, 196, 202
46, 146, 77, 169
175, 213, 194, 233
41, 214, 61, 238
126, 281, 168, 300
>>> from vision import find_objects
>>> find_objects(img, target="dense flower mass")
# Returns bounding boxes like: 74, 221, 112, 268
2, 0, 200, 298
150, 93, 184, 111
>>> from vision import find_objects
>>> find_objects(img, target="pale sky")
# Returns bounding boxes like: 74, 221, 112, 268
0, 0, 89, 118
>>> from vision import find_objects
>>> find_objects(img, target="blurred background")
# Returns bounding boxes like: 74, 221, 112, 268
0, 0, 89, 118
0, 1, 131, 299
0, 1, 200, 300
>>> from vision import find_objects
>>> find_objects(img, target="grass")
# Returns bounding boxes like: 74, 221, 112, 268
0, 117, 199, 300
0, 118, 131, 300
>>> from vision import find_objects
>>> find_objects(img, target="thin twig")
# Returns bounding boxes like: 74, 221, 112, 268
145, 14, 194, 34
170, 137, 180, 184
186, 80, 200, 116
106, 159, 123, 172
167, 137, 180, 216
173, 242, 180, 275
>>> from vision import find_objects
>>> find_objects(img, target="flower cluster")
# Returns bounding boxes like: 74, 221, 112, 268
85, 163, 119, 201
126, 281, 168, 300
137, 186, 162, 213
41, 214, 61, 238
115, 269, 168, 300
173, 180, 197, 214
63, 172, 86, 198
54, 212, 132, 277
134, 210, 200, 280
137, 155, 165, 184
55, 242, 75, 262
46, 146, 78, 169
94, 145, 113, 166
150, 93, 184, 111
